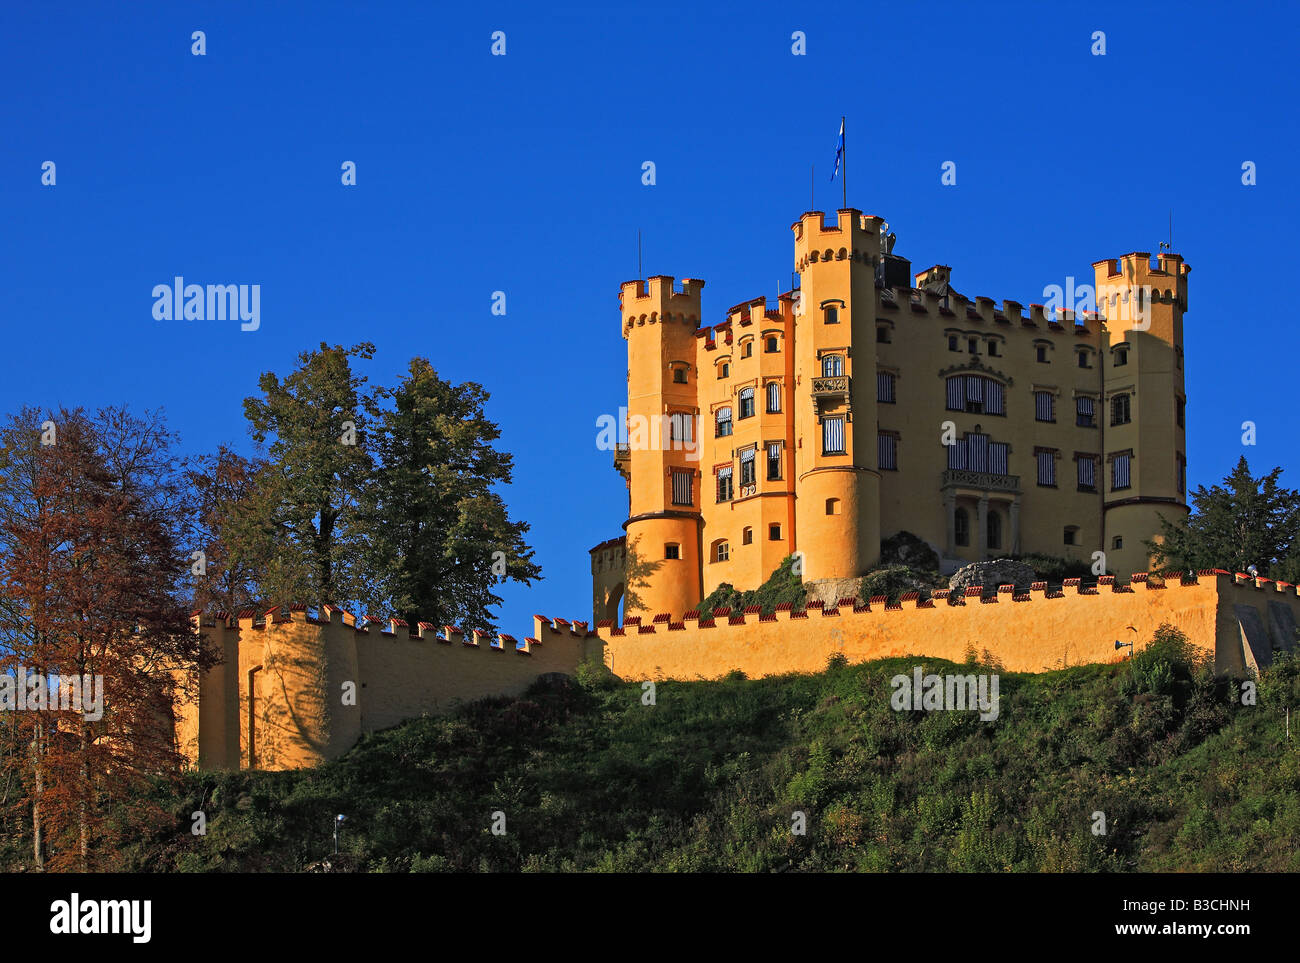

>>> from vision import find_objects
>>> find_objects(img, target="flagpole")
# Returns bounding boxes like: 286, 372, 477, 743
811, 164, 814, 212
841, 115, 847, 209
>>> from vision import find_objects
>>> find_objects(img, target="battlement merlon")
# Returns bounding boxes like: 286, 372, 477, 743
620, 276, 705, 339
791, 209, 886, 266
1091, 252, 1190, 311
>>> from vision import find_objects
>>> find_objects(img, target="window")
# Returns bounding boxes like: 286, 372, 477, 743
877, 371, 896, 404
1036, 344, 1049, 363
739, 447, 756, 486
987, 341, 1000, 357
671, 470, 693, 506
1077, 350, 1091, 369
1036, 449, 1056, 487
673, 367, 687, 383
1063, 526, 1078, 546
955, 508, 970, 547
1113, 346, 1128, 366
1076, 455, 1097, 492
1112, 535, 1123, 550
665, 543, 680, 560
878, 432, 898, 471
822, 416, 846, 455
1176, 396, 1185, 428
1177, 453, 1186, 495
741, 340, 753, 358
765, 336, 779, 353
1111, 452, 1131, 490
719, 362, 730, 379
1076, 396, 1096, 427
877, 325, 890, 343
769, 524, 782, 541
715, 406, 733, 437
716, 465, 733, 502
766, 442, 782, 480
946, 432, 1008, 475
1034, 391, 1055, 422
968, 337, 978, 355
742, 526, 753, 545
945, 374, 1005, 415
1176, 347, 1183, 370
738, 388, 755, 419
987, 511, 1001, 550
824, 306, 838, 324
948, 335, 959, 351
766, 382, 781, 413
825, 497, 841, 515
821, 354, 844, 377
1111, 393, 1131, 426
669, 411, 694, 443
714, 540, 730, 562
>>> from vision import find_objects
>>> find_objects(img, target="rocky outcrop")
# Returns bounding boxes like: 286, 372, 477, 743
948, 559, 1036, 594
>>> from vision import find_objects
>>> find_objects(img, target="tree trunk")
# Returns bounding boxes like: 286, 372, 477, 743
30, 721, 44, 871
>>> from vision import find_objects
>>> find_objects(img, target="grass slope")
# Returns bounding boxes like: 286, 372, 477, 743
118, 631, 1300, 872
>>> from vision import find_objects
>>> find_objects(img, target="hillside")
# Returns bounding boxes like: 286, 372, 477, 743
66, 632, 1300, 872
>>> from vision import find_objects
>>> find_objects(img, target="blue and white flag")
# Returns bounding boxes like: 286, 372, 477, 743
830, 118, 844, 182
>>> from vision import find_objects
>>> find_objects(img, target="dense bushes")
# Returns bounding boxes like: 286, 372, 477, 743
697, 555, 806, 619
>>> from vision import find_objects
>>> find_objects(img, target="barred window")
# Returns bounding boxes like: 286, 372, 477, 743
822, 416, 846, 455
877, 371, 896, 403
821, 354, 844, 377
766, 442, 782, 480
1111, 393, 1131, 426
1036, 450, 1056, 487
1077, 455, 1097, 491
945, 374, 1005, 415
1076, 396, 1096, 427
739, 447, 756, 486
1112, 452, 1132, 490
715, 406, 733, 437
878, 432, 898, 471
766, 382, 781, 413
738, 388, 755, 419
671, 469, 693, 506
1034, 390, 1055, 422
716, 465, 733, 502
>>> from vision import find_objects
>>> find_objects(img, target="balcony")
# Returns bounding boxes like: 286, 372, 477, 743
614, 443, 630, 480
941, 469, 1020, 494
811, 375, 851, 412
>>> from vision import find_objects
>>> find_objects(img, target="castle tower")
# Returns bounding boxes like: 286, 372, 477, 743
1092, 252, 1191, 575
620, 276, 705, 618
792, 210, 884, 581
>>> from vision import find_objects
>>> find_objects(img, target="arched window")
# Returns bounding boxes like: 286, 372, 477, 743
765, 336, 779, 353
987, 511, 1002, 550
742, 526, 753, 545
712, 539, 730, 562
824, 306, 839, 324
741, 339, 753, 358
715, 406, 733, 437
821, 354, 844, 377
825, 497, 841, 515
738, 388, 755, 419
955, 508, 970, 547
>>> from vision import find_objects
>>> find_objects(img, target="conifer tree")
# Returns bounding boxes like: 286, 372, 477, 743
1147, 456, 1300, 578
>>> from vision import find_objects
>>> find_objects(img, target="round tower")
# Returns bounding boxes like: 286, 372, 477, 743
791, 210, 884, 581
620, 276, 705, 619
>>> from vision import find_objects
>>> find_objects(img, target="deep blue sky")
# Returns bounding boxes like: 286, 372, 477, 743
3, 1, 1296, 632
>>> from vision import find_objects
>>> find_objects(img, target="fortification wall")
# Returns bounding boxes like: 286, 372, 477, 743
178, 607, 599, 771
594, 571, 1300, 680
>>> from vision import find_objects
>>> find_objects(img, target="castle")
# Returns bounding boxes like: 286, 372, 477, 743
176, 207, 1300, 774
591, 209, 1191, 622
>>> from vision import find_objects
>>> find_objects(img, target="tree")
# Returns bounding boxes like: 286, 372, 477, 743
240, 343, 376, 609
185, 446, 266, 614
1146, 456, 1300, 577
0, 407, 211, 870
361, 358, 540, 629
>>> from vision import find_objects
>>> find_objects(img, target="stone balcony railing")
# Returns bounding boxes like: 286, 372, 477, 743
941, 468, 1021, 493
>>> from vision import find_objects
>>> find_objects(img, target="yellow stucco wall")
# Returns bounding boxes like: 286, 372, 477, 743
595, 572, 1300, 681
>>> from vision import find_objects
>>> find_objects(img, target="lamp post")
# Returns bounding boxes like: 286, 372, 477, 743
334, 814, 346, 855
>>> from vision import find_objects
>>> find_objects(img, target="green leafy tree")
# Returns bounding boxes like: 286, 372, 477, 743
239, 343, 376, 609
360, 358, 540, 629
1147, 457, 1300, 577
